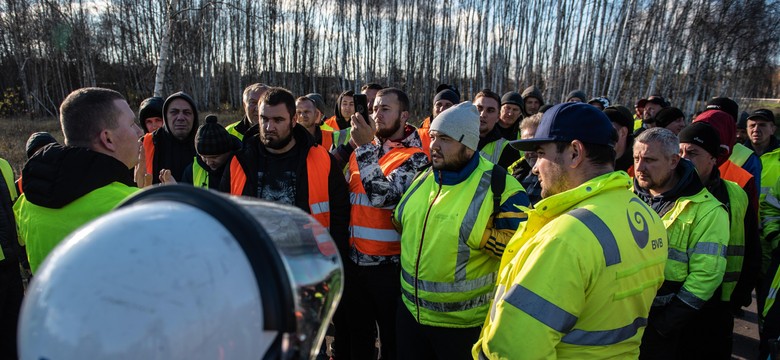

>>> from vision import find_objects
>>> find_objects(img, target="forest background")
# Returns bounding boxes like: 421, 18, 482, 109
1, 0, 780, 170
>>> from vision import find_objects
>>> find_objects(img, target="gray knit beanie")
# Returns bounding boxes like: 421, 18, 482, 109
430, 102, 480, 151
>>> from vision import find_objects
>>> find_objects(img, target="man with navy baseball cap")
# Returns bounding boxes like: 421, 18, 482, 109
475, 102, 667, 359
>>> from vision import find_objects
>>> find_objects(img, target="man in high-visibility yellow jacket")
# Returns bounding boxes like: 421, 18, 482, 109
678, 122, 754, 358
225, 83, 268, 141
14, 87, 144, 273
393, 102, 529, 359
633, 127, 729, 359
474, 102, 668, 359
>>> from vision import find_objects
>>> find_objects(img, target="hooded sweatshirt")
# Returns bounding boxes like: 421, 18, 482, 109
521, 85, 545, 116
13, 144, 138, 272
147, 92, 200, 184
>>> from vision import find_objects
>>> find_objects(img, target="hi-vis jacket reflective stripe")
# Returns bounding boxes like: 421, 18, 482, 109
332, 129, 351, 148
229, 146, 332, 229
348, 147, 419, 256
13, 182, 138, 273
657, 188, 729, 309
479, 138, 508, 165
393, 156, 526, 328
720, 180, 748, 301
474, 172, 668, 359
0, 158, 17, 202
320, 125, 350, 151
192, 158, 208, 188
764, 264, 780, 317
143, 133, 155, 175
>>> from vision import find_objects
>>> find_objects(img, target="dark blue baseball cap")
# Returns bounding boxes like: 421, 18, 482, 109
510, 102, 617, 151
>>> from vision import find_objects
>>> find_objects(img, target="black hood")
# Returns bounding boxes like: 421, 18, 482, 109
634, 158, 703, 217
521, 85, 545, 105
333, 90, 354, 130
22, 144, 135, 209
162, 91, 200, 144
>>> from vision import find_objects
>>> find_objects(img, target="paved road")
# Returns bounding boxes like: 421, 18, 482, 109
733, 293, 761, 360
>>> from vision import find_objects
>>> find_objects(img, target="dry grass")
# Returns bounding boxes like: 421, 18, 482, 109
0, 111, 244, 176
0, 117, 63, 175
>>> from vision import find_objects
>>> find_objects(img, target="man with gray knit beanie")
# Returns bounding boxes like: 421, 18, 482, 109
392, 101, 530, 359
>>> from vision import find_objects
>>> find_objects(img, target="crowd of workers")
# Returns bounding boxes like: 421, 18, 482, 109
0, 81, 779, 360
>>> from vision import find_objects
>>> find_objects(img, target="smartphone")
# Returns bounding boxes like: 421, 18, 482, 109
353, 94, 370, 125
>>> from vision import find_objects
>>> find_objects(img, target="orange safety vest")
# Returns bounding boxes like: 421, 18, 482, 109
324, 116, 340, 130
347, 146, 421, 256
143, 133, 155, 175
417, 128, 431, 158
720, 159, 753, 189
229, 146, 332, 229
417, 116, 432, 158
321, 128, 334, 150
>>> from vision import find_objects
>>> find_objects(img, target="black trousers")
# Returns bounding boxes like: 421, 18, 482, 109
340, 262, 399, 360
677, 301, 734, 359
0, 257, 23, 360
395, 298, 481, 360
640, 302, 733, 360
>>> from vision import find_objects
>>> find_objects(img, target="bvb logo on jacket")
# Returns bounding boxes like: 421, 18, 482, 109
627, 197, 661, 249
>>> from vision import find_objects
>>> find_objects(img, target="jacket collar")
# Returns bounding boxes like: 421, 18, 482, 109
433, 152, 480, 186
533, 171, 631, 219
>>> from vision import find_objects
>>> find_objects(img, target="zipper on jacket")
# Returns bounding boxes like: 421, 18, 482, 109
414, 170, 443, 323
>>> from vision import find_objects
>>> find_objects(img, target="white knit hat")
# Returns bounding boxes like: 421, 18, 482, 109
429, 101, 480, 151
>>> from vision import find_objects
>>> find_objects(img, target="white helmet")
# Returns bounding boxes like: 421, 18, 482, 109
18, 185, 342, 360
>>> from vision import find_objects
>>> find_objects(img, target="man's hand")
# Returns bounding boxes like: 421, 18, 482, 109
350, 112, 376, 146
134, 141, 151, 187
159, 169, 177, 185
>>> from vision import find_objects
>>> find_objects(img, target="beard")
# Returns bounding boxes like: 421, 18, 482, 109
376, 118, 402, 139
539, 153, 569, 199
262, 128, 294, 150
432, 146, 473, 171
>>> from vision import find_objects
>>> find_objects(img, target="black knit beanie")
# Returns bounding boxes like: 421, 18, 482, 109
706, 97, 739, 123
25, 132, 57, 159
566, 90, 587, 102
679, 122, 721, 158
195, 115, 237, 155
434, 89, 460, 104
501, 92, 524, 107
604, 106, 633, 129
654, 107, 685, 128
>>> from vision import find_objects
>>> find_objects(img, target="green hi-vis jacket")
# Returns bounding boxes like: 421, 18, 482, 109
720, 180, 748, 301
656, 188, 729, 309
14, 182, 138, 273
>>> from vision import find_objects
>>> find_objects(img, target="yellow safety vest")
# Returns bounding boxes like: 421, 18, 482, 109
394, 156, 525, 328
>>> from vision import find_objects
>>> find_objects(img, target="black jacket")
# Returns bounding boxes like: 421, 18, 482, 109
148, 92, 200, 184
220, 124, 351, 258
22, 144, 136, 209
478, 125, 521, 170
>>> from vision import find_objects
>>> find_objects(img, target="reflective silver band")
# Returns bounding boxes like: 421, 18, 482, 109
504, 284, 578, 333
567, 208, 621, 266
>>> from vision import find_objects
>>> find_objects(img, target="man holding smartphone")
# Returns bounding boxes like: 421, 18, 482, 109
338, 88, 429, 360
